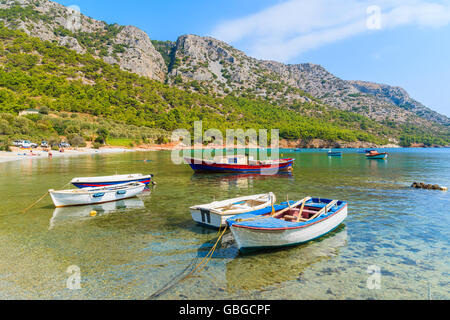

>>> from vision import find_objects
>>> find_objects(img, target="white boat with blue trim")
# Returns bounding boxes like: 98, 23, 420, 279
71, 173, 153, 188
49, 182, 146, 208
227, 197, 348, 252
190, 193, 276, 228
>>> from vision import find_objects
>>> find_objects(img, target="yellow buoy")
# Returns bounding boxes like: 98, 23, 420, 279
90, 211, 97, 217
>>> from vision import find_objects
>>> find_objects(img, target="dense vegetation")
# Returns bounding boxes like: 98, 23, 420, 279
0, 25, 448, 147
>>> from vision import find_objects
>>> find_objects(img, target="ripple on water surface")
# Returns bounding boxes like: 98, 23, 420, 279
0, 149, 448, 299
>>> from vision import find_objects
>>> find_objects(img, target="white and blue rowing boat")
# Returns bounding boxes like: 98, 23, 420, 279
227, 197, 348, 252
71, 174, 153, 188
49, 182, 146, 208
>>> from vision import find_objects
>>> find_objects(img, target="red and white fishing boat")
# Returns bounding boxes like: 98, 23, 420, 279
365, 150, 388, 160
185, 155, 294, 174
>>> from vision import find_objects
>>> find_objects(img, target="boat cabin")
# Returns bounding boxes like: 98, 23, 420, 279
213, 155, 255, 165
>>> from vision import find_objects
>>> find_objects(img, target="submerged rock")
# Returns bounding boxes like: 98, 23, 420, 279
411, 182, 447, 191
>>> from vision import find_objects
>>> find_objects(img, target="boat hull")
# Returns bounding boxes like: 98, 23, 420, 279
230, 206, 348, 252
190, 210, 236, 229
71, 175, 152, 188
366, 153, 388, 160
50, 183, 146, 208
185, 158, 294, 174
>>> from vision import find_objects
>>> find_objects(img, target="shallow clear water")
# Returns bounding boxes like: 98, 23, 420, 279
0, 149, 449, 300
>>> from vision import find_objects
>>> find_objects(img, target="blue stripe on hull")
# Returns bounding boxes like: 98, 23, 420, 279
73, 178, 151, 189
238, 223, 345, 253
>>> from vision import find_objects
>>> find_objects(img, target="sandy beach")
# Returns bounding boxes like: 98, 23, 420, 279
0, 147, 137, 164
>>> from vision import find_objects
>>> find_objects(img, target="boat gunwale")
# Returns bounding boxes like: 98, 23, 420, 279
50, 182, 145, 195
190, 193, 275, 216
71, 174, 152, 184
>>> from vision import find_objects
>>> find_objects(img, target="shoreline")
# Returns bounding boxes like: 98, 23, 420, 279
0, 147, 135, 164
1, 144, 448, 165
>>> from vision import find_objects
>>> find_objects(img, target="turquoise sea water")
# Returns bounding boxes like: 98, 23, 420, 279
0, 148, 448, 299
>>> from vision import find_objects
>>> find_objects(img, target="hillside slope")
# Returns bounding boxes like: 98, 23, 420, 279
161, 35, 449, 127
0, 0, 167, 81
0, 1, 448, 147
1, 26, 438, 147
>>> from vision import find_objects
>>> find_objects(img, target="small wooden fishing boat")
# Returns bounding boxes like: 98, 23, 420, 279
49, 182, 146, 208
190, 193, 276, 228
185, 155, 294, 174
365, 151, 388, 160
227, 197, 348, 252
327, 150, 343, 157
71, 173, 153, 188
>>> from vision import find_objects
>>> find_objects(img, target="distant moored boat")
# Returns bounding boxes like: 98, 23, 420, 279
365, 151, 388, 160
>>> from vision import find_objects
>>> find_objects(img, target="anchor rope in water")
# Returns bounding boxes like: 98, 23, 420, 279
21, 181, 71, 214
147, 225, 229, 300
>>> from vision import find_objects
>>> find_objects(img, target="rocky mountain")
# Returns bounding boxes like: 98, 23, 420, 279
0, 0, 167, 81
0, 0, 448, 131
349, 80, 450, 125
162, 35, 449, 127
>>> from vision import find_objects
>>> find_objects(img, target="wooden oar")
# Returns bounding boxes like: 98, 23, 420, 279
235, 197, 311, 223
308, 200, 339, 221
273, 197, 311, 218
296, 197, 310, 222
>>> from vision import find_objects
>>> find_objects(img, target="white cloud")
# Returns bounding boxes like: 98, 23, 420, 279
211, 0, 450, 62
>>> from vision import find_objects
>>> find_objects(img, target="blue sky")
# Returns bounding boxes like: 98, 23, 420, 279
55, 0, 450, 117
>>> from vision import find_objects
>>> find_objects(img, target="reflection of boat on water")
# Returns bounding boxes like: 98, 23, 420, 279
191, 171, 294, 190
191, 171, 294, 182
327, 150, 343, 157
49, 198, 145, 229
224, 226, 347, 293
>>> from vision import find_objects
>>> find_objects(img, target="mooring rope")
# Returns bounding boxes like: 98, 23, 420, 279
147, 225, 229, 300
21, 181, 71, 214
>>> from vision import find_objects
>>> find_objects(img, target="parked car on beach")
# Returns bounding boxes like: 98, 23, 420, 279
19, 140, 32, 148
59, 142, 71, 148
41, 141, 49, 148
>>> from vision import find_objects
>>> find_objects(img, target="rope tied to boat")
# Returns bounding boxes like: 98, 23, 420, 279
21, 181, 71, 214
147, 225, 229, 300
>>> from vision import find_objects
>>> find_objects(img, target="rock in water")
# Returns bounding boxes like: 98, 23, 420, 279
411, 182, 447, 191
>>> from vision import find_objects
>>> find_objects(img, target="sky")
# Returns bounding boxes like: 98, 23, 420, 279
55, 0, 450, 117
